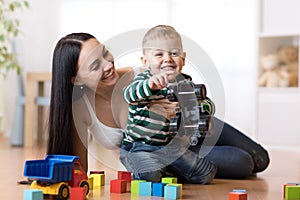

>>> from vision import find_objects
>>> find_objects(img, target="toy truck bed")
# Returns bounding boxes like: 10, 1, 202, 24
24, 155, 79, 183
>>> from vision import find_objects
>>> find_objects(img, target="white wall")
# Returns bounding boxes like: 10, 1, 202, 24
1, 0, 258, 141
2, 0, 61, 137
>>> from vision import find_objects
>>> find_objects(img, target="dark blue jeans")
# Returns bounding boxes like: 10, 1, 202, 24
120, 117, 270, 182
192, 117, 270, 179
120, 137, 217, 184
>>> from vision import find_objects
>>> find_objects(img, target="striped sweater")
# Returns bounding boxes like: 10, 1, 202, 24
122, 70, 171, 145
122, 70, 215, 146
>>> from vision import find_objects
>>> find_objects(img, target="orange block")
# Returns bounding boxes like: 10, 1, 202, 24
228, 192, 247, 200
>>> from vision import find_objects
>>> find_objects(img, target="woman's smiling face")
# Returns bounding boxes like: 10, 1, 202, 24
76, 38, 119, 91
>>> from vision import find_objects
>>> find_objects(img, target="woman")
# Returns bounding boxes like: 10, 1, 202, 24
48, 32, 269, 179
47, 32, 134, 171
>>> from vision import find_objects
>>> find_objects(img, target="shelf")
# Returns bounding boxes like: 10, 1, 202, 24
259, 32, 300, 38
258, 87, 300, 94
258, 35, 299, 88
256, 0, 300, 146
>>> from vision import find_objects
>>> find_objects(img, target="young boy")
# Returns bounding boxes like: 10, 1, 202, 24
120, 25, 217, 184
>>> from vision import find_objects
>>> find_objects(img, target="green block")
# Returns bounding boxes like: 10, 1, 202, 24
286, 185, 300, 200
161, 177, 177, 184
131, 180, 146, 194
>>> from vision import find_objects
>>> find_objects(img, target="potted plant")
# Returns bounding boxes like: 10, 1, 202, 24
0, 0, 29, 138
0, 0, 29, 77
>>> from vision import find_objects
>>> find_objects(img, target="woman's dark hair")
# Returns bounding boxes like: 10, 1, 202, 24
47, 33, 95, 155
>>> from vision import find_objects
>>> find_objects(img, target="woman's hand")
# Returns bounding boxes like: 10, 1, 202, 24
149, 98, 179, 120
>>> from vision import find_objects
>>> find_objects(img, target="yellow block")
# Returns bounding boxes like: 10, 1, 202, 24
88, 177, 94, 190
161, 177, 177, 184
131, 180, 146, 194
89, 174, 105, 187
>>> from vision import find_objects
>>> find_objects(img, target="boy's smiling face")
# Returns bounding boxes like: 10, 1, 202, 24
141, 38, 186, 76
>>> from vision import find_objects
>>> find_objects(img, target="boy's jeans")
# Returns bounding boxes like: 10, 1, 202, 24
120, 137, 217, 184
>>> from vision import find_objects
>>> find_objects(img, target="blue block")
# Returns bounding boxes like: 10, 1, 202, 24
24, 190, 43, 200
139, 182, 152, 196
152, 183, 166, 197
232, 189, 247, 193
164, 185, 180, 199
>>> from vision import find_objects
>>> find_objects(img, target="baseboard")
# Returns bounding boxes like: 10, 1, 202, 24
265, 144, 300, 152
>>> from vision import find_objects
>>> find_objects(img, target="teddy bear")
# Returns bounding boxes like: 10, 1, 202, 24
277, 46, 299, 87
258, 53, 290, 87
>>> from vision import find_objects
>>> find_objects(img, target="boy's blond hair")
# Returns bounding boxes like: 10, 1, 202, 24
142, 25, 183, 54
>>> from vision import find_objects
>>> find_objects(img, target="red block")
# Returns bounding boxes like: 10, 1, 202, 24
90, 170, 105, 175
70, 187, 86, 200
110, 179, 127, 193
228, 192, 247, 200
117, 171, 132, 183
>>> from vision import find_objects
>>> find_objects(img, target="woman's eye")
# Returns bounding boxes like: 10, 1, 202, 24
103, 51, 114, 62
89, 59, 101, 71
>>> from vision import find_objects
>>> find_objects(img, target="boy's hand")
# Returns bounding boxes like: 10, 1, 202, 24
149, 99, 179, 120
148, 71, 176, 90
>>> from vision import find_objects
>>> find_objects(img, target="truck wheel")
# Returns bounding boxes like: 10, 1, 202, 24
58, 184, 69, 200
80, 181, 90, 195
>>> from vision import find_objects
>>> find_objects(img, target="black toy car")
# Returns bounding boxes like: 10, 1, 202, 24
166, 79, 214, 146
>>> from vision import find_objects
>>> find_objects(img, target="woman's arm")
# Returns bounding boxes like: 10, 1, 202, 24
72, 97, 92, 172
72, 123, 88, 172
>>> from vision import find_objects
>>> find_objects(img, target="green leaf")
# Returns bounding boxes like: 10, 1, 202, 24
13, 1, 22, 8
0, 0, 30, 76
9, 3, 15, 11
24, 1, 29, 8
0, 35, 4, 42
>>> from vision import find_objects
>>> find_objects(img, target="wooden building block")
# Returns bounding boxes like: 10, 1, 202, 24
284, 183, 300, 199
88, 177, 94, 190
131, 180, 146, 194
90, 170, 104, 175
24, 189, 43, 200
164, 185, 180, 199
285, 185, 300, 200
168, 183, 183, 197
110, 179, 127, 193
152, 183, 166, 197
117, 171, 132, 183
161, 177, 177, 184
139, 182, 152, 196
70, 187, 86, 200
228, 191, 247, 200
89, 174, 105, 187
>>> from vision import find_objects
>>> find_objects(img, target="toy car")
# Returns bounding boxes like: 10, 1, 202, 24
166, 79, 214, 146
24, 155, 89, 200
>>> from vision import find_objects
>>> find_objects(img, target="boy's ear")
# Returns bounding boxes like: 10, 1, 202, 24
141, 56, 147, 65
182, 52, 186, 65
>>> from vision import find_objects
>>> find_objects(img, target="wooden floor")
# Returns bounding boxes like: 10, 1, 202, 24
1, 133, 299, 200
